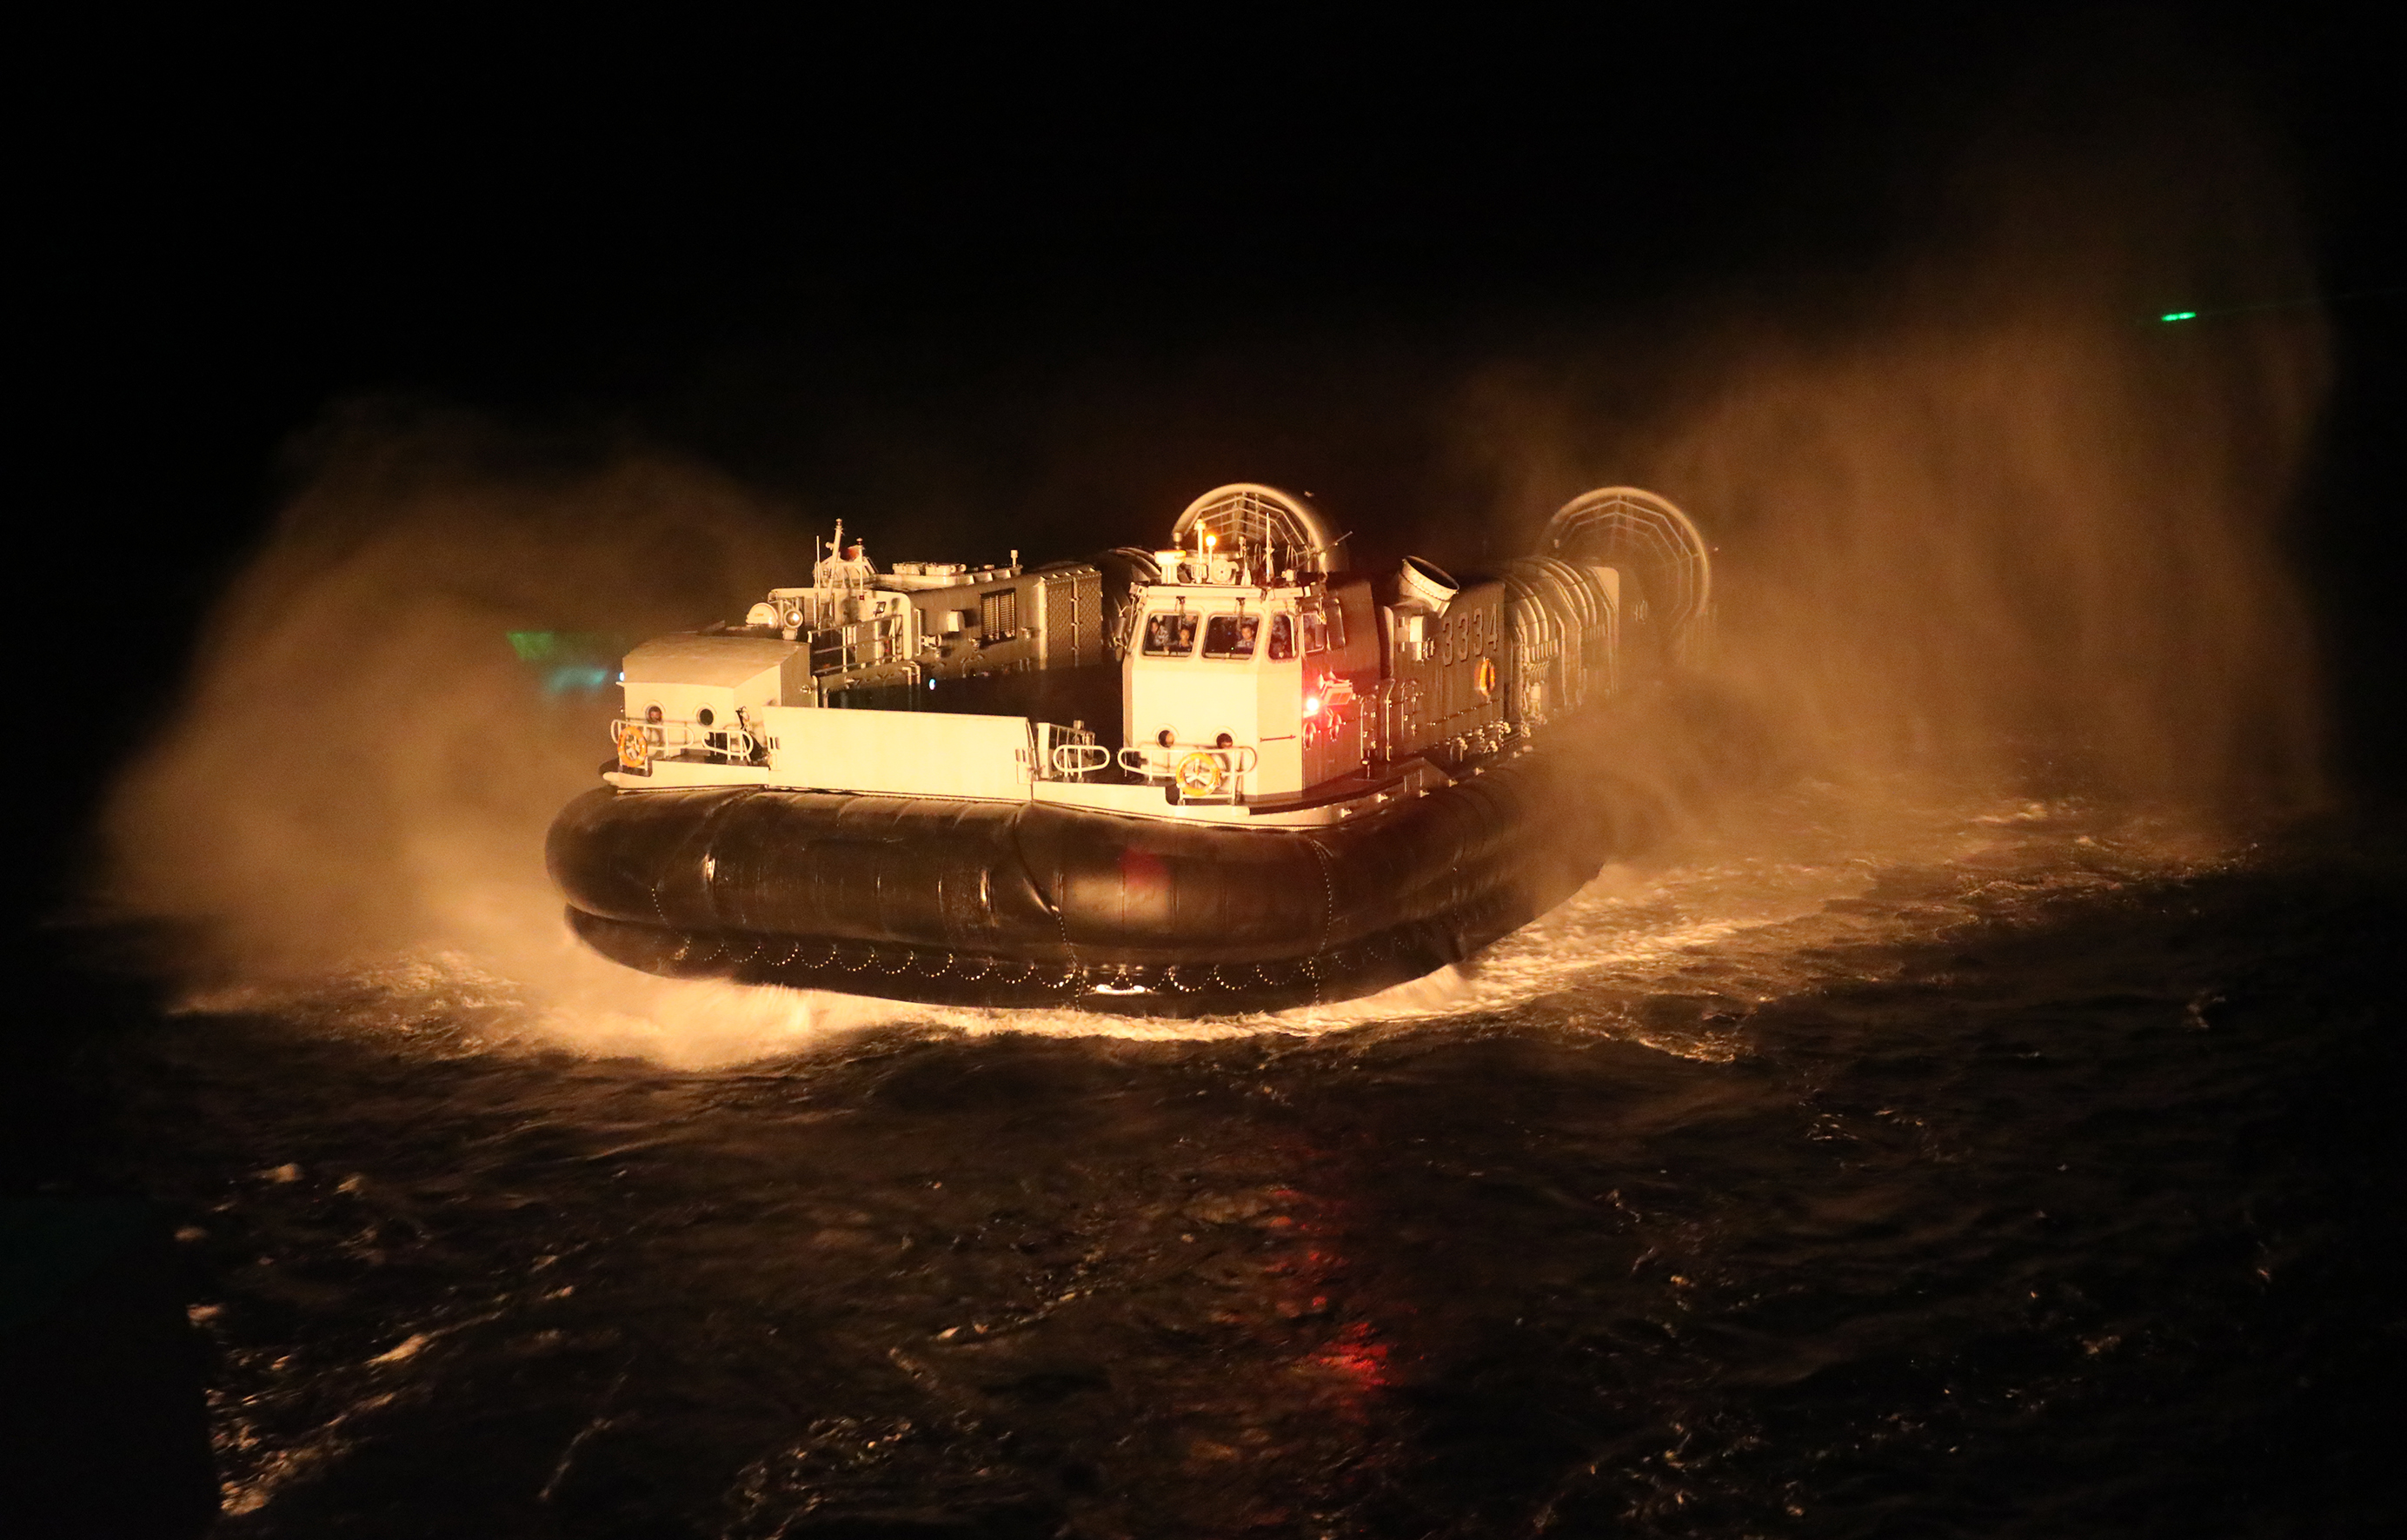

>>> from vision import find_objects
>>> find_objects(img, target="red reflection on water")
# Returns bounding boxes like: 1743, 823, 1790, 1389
1313, 1319, 1393, 1389
1259, 1183, 1399, 1413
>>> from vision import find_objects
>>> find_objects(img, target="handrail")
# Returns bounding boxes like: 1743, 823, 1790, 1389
1049, 742, 1113, 776
612, 716, 762, 767
1115, 741, 1260, 776
1115, 741, 1259, 801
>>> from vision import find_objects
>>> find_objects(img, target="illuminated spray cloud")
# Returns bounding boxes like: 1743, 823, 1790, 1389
1453, 98, 2329, 820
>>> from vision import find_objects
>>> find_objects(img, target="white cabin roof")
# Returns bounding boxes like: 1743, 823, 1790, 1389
622, 634, 799, 687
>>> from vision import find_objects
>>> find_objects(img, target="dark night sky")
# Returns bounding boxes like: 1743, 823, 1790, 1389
17, 7, 2404, 923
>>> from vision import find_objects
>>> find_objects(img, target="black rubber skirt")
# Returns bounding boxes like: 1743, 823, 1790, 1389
547, 744, 1663, 1016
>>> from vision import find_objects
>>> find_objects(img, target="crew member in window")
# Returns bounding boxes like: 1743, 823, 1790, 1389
1144, 612, 1200, 654
1201, 613, 1260, 659
1268, 614, 1295, 660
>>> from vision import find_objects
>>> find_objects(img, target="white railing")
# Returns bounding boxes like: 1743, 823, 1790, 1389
1116, 742, 1259, 801
1037, 723, 1107, 780
1048, 742, 1113, 777
612, 717, 763, 769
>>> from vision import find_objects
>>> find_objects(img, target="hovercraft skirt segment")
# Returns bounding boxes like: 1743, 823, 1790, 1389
546, 744, 1659, 1015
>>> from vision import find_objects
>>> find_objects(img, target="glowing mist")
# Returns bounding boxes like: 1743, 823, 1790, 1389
98, 415, 861, 1063
1460, 95, 2329, 819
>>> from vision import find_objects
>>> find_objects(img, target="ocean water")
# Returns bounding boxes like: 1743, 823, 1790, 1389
76, 786, 2407, 1537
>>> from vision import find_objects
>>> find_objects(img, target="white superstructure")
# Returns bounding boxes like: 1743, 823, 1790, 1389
597, 484, 1709, 828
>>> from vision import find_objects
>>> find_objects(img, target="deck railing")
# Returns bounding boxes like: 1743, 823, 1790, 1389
1116, 742, 1259, 802
612, 717, 763, 769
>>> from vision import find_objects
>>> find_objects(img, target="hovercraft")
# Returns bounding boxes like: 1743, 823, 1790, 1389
547, 485, 1713, 1016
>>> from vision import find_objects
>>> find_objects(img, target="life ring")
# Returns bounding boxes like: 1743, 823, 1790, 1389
614, 720, 653, 769
1474, 655, 1498, 700
1175, 750, 1227, 797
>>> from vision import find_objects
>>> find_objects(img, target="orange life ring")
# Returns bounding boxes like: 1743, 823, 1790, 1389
614, 720, 652, 769
1175, 750, 1227, 797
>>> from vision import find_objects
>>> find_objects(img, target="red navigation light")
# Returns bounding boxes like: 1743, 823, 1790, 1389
1304, 694, 1323, 717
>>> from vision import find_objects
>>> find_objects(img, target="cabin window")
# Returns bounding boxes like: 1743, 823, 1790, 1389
1268, 614, 1295, 660
1201, 613, 1259, 658
1141, 611, 1199, 655
981, 588, 1019, 643
1302, 613, 1329, 654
